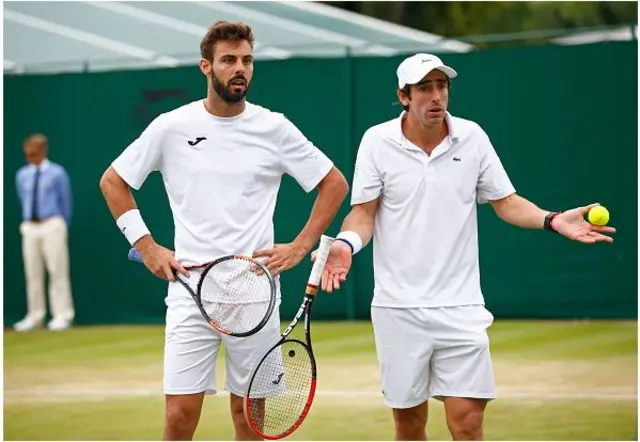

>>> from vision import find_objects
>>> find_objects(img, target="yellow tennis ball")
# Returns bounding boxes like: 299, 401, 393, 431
588, 206, 609, 226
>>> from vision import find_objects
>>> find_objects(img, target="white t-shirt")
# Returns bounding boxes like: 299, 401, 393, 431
112, 100, 334, 298
352, 112, 515, 308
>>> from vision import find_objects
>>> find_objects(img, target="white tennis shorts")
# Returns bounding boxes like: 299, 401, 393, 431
163, 289, 282, 397
371, 305, 496, 409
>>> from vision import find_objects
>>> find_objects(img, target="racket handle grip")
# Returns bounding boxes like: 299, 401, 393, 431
128, 247, 143, 263
308, 234, 334, 288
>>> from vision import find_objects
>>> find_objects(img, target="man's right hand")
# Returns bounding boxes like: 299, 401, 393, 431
311, 240, 352, 293
135, 236, 189, 282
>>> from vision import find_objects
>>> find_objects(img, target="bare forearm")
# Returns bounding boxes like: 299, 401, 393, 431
491, 194, 551, 229
341, 207, 374, 247
294, 167, 349, 252
99, 167, 138, 219
99, 167, 154, 250
338, 196, 379, 250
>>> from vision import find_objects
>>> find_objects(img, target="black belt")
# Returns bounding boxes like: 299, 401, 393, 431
28, 216, 54, 223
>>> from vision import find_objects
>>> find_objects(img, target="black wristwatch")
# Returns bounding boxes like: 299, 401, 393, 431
544, 211, 561, 233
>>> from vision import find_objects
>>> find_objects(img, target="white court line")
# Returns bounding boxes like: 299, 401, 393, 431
4, 388, 636, 401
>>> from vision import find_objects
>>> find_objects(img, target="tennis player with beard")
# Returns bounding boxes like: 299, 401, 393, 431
99, 21, 348, 441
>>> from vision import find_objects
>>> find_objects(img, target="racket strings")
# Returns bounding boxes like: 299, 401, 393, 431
203, 259, 272, 303
200, 258, 273, 334
246, 341, 314, 437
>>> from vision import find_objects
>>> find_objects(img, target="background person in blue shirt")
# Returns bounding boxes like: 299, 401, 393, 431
14, 133, 75, 332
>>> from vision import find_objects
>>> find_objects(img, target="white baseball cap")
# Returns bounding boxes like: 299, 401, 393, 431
396, 53, 457, 89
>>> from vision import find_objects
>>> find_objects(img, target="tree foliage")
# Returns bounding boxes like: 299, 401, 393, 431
325, 1, 637, 43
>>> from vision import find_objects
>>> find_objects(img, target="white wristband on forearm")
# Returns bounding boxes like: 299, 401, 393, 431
336, 230, 363, 255
116, 209, 151, 246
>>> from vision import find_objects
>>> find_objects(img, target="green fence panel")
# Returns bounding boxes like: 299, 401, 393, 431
4, 42, 636, 326
3, 59, 354, 325
351, 42, 637, 319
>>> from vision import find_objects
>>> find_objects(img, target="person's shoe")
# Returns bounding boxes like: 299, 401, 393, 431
47, 318, 72, 331
13, 317, 42, 332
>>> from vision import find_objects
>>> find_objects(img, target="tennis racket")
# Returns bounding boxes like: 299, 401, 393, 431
243, 234, 334, 440
128, 248, 277, 337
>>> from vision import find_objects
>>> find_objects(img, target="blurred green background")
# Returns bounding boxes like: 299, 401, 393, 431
4, 41, 637, 325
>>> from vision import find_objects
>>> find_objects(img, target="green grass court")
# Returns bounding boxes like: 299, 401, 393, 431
4, 320, 637, 440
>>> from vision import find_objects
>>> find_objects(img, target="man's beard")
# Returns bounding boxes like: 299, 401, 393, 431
211, 72, 250, 104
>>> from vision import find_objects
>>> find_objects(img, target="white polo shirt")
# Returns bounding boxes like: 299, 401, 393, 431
112, 100, 334, 297
352, 112, 515, 308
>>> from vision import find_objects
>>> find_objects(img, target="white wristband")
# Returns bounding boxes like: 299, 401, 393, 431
116, 209, 151, 246
336, 230, 363, 255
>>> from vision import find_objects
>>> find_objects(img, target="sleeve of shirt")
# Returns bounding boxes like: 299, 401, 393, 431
15, 169, 22, 204
58, 168, 72, 226
111, 114, 167, 190
279, 117, 334, 193
351, 129, 383, 205
475, 125, 516, 204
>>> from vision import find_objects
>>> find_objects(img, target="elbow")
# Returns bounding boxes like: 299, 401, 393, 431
322, 166, 349, 202
491, 204, 511, 224
99, 166, 123, 196
490, 193, 520, 222
99, 168, 110, 194
335, 171, 349, 202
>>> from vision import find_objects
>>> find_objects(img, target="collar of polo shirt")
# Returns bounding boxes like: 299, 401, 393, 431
385, 111, 460, 149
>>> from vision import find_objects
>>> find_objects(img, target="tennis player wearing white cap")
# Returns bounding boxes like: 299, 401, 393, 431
314, 53, 615, 440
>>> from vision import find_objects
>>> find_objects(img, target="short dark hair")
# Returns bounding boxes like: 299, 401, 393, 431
200, 21, 255, 62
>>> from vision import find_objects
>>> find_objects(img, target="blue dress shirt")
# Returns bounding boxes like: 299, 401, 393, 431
16, 159, 72, 226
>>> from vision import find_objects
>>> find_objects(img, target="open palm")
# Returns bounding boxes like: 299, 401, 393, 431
311, 241, 353, 293
552, 203, 616, 243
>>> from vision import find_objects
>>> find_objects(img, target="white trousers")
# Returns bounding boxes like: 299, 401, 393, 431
20, 216, 75, 322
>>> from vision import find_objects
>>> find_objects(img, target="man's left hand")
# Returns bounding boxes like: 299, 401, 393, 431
551, 203, 617, 244
253, 242, 308, 276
